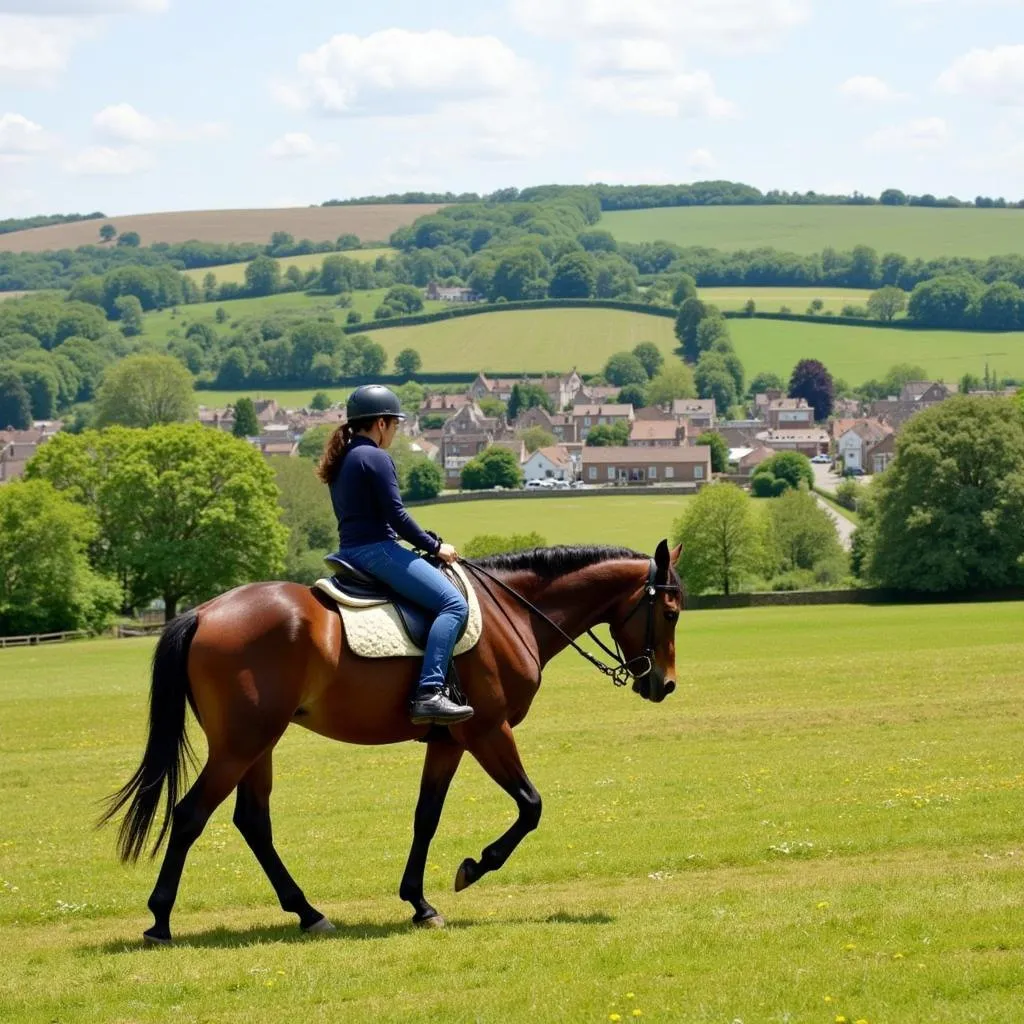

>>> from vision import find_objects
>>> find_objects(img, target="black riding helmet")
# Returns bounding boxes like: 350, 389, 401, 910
346, 384, 406, 424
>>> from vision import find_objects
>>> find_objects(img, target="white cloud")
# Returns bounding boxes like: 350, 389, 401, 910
578, 69, 735, 118
687, 147, 716, 172
937, 46, 1024, 105
511, 0, 811, 54
0, 113, 51, 158
866, 116, 949, 151
64, 144, 155, 176
839, 75, 906, 102
0, 15, 92, 82
92, 102, 225, 144
276, 29, 535, 117
267, 132, 318, 160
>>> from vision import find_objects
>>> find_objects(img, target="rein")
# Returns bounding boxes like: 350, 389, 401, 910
460, 556, 677, 688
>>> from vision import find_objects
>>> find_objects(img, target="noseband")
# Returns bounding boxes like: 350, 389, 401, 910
462, 557, 681, 688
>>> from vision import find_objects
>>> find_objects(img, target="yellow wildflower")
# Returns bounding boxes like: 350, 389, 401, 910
610, 1015, 622, 1022
816, 900, 829, 909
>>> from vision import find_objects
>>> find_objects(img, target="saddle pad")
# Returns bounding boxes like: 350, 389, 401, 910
313, 561, 483, 659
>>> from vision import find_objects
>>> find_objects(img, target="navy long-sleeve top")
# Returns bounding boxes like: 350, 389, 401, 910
331, 435, 439, 553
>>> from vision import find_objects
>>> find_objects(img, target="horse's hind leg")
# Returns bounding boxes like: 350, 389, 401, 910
454, 722, 541, 893
145, 756, 247, 945
233, 750, 332, 934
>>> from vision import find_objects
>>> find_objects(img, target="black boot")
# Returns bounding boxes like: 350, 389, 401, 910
409, 690, 474, 726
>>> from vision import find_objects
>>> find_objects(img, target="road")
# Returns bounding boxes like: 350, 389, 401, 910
814, 493, 856, 551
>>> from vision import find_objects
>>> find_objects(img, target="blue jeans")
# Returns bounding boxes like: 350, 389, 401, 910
341, 541, 469, 695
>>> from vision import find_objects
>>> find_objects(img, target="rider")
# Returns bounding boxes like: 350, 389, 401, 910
317, 384, 474, 727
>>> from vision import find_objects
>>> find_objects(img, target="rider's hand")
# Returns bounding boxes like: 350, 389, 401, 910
437, 542, 459, 565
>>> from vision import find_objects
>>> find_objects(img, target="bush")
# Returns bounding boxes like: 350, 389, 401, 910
463, 531, 547, 559
769, 569, 816, 592
403, 460, 443, 501
834, 478, 861, 511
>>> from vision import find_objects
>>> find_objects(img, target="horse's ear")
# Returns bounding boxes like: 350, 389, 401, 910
654, 539, 670, 578
670, 542, 683, 566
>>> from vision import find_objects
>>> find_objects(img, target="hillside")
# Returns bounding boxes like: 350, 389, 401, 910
603, 205, 1024, 258
0, 204, 442, 253
179, 248, 395, 286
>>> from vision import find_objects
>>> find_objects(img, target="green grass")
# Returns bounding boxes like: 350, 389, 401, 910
415, 494, 691, 551
729, 318, 1024, 383
180, 248, 395, 286
194, 386, 352, 408
700, 286, 877, 313
2, 601, 1023, 1023
603, 204, 1024, 257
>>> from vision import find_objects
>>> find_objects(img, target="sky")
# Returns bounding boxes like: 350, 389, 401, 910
1, 0, 1023, 216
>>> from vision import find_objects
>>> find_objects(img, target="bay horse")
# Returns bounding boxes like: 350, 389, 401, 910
102, 541, 683, 944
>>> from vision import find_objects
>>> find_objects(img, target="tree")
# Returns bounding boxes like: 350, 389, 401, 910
696, 432, 728, 473
117, 230, 141, 247
694, 353, 738, 416
309, 391, 332, 412
113, 294, 144, 336
603, 351, 648, 387
0, 369, 32, 429
27, 424, 287, 619
0, 478, 121, 636
880, 363, 927, 397
672, 483, 764, 596
507, 382, 554, 421
880, 188, 908, 206
341, 335, 387, 376
298, 423, 335, 461
10, 362, 58, 419
674, 297, 711, 362
695, 315, 731, 358
381, 284, 424, 315
671, 274, 698, 307
976, 281, 1024, 330
867, 286, 907, 322
491, 246, 548, 301
647, 363, 696, 405
959, 372, 983, 394
394, 348, 422, 376
789, 358, 834, 421
632, 342, 663, 378
907, 275, 984, 328
549, 252, 596, 299
99, 223, 117, 242
232, 397, 260, 438
245, 255, 281, 297
404, 459, 443, 501
517, 426, 556, 453
617, 383, 648, 408
753, 451, 814, 492
748, 371, 784, 396
94, 354, 196, 428
585, 422, 630, 446
271, 456, 336, 584
864, 397, 1024, 591
766, 488, 844, 573
461, 447, 522, 490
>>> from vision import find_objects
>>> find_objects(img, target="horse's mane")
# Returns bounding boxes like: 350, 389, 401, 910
472, 545, 646, 579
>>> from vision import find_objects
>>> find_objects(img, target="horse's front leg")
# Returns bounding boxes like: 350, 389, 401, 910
399, 739, 464, 927
454, 721, 541, 892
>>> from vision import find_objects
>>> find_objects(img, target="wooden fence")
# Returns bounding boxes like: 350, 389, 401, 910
0, 629, 88, 648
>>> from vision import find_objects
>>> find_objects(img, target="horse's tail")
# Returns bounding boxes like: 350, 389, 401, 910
99, 609, 200, 863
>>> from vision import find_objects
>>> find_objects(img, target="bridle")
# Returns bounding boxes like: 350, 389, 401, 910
461, 557, 681, 688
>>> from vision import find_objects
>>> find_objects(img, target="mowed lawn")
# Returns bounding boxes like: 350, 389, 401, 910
1, 602, 1023, 1023
603, 205, 1024, 258
180, 248, 395, 286
729, 318, 1024, 382
700, 286, 877, 313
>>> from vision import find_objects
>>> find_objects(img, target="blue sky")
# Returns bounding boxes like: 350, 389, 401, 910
1, 0, 1023, 215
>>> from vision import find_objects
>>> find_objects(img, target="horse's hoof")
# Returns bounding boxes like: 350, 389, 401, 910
303, 916, 336, 936
414, 913, 446, 929
454, 858, 476, 892
143, 931, 173, 947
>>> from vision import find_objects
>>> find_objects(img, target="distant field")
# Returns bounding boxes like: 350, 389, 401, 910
0, 290, 35, 301
700, 286, 877, 313
604, 205, 1024, 258
729, 318, 1024, 383
180, 248, 395, 286
0, 205, 441, 253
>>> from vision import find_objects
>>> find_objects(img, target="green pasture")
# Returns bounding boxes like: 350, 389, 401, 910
700, 286, 877, 313
180, 248, 395, 286
2, 601, 1023, 1023
729, 318, 1024, 383
195, 387, 352, 409
415, 493, 691, 551
603, 204, 1024, 258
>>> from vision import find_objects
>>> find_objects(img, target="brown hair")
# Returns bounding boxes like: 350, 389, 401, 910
316, 416, 399, 485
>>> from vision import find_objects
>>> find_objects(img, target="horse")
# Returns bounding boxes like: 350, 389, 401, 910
101, 540, 684, 944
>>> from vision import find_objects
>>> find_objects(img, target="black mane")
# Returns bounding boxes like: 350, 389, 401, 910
473, 545, 646, 579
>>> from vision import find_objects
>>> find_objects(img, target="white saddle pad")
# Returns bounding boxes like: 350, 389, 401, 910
313, 561, 483, 659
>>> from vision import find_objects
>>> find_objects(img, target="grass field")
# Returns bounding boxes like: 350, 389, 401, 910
2, 600, 1022, 1023
700, 286, 877, 313
180, 248, 395, 286
729, 318, 1024, 383
603, 205, 1024, 258
0, 205, 442, 253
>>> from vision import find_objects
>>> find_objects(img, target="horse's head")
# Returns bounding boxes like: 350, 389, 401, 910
610, 539, 683, 704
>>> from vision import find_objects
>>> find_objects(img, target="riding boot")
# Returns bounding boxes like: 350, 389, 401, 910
409, 686, 474, 726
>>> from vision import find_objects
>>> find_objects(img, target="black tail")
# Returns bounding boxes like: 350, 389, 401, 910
99, 609, 200, 863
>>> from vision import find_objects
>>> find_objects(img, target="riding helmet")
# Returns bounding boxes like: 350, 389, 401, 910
346, 384, 406, 423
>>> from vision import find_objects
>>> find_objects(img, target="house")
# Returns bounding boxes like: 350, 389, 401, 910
582, 445, 711, 486
468, 373, 519, 403
836, 419, 893, 474
868, 432, 897, 474
735, 445, 776, 477
0, 426, 59, 484
765, 397, 814, 430
628, 419, 684, 448
670, 398, 716, 432
441, 402, 509, 487
420, 392, 472, 416
869, 381, 952, 428
573, 384, 620, 406
198, 406, 235, 432
754, 427, 829, 457
714, 420, 761, 449
474, 371, 584, 409
523, 445, 573, 483
572, 404, 635, 441
426, 282, 480, 302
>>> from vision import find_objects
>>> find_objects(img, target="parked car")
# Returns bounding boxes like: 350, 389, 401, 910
843, 466, 866, 476
553, 479, 570, 490
539, 479, 556, 489
525, 479, 543, 489
811, 453, 831, 464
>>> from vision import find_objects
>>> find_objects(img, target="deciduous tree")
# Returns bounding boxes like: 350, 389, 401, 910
696, 432, 729, 473
603, 351, 648, 387
0, 368, 32, 429
647, 363, 696, 405
632, 341, 663, 378
232, 397, 260, 438
94, 354, 196, 428
394, 348, 422, 375
461, 447, 522, 490
788, 358, 834, 420
866, 286, 907, 322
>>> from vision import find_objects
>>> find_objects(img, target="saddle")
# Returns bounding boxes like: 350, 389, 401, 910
313, 555, 483, 660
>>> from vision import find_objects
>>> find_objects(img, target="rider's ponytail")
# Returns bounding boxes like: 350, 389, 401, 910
317, 423, 354, 485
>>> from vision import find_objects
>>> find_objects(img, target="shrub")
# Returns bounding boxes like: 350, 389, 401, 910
463, 531, 547, 559
834, 478, 861, 511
